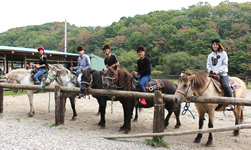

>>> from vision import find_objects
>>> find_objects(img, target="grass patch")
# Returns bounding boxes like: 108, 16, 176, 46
145, 137, 170, 148
0, 114, 3, 119
16, 118, 21, 122
49, 123, 56, 128
4, 90, 26, 96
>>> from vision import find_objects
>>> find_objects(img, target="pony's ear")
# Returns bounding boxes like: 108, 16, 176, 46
90, 70, 95, 74
114, 65, 118, 71
188, 74, 196, 81
48, 64, 52, 69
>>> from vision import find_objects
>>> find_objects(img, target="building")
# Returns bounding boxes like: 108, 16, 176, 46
0, 45, 105, 74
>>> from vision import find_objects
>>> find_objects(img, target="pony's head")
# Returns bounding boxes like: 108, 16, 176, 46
103, 65, 118, 89
44, 64, 66, 85
80, 69, 95, 93
173, 71, 197, 105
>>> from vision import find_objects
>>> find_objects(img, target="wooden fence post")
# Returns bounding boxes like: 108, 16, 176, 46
153, 90, 164, 140
60, 93, 65, 125
55, 86, 61, 126
246, 76, 248, 86
0, 87, 3, 113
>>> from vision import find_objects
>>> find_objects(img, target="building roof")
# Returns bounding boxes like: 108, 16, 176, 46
0, 45, 80, 56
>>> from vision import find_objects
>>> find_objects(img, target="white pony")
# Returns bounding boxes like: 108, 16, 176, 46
5, 68, 41, 117
44, 64, 78, 120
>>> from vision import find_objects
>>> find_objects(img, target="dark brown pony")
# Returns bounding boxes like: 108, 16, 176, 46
103, 66, 181, 133
173, 71, 247, 146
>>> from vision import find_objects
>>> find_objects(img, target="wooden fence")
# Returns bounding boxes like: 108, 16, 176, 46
0, 82, 251, 140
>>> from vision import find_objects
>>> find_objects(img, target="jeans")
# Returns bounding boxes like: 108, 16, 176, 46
34, 68, 46, 82
220, 76, 232, 97
77, 73, 83, 88
139, 75, 151, 92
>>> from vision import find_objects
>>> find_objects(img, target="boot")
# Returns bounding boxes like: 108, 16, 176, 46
34, 81, 40, 85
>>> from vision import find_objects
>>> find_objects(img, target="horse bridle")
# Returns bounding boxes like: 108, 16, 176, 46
176, 80, 194, 99
176, 78, 212, 99
81, 73, 93, 86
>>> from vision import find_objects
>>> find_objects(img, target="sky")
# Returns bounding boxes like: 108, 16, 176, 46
0, 0, 249, 33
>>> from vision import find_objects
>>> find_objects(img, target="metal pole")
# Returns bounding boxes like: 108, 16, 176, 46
64, 18, 67, 53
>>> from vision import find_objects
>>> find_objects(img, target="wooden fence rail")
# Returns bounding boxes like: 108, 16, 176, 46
104, 124, 251, 139
0, 83, 251, 106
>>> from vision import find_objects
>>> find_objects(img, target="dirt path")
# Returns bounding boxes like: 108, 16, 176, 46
1, 89, 251, 149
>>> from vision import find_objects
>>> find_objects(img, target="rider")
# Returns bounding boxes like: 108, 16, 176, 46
70, 46, 91, 88
30, 46, 48, 85
132, 46, 151, 105
207, 37, 234, 110
102, 45, 120, 71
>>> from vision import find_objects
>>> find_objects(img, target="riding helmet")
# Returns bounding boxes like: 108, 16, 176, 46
211, 37, 222, 44
37, 46, 44, 51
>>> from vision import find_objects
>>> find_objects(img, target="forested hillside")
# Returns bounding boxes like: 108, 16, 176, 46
0, 1, 250, 76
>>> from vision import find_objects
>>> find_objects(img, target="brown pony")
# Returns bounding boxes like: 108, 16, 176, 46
173, 71, 247, 146
103, 66, 181, 133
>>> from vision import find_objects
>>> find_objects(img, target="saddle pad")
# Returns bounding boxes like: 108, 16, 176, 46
145, 79, 164, 91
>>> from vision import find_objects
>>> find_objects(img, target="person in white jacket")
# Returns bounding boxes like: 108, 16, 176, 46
207, 37, 234, 110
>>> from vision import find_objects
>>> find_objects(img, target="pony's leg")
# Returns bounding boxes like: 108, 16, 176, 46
98, 98, 107, 128
164, 111, 173, 129
96, 99, 101, 116
69, 97, 77, 121
174, 106, 181, 128
194, 112, 205, 143
26, 90, 34, 117
233, 105, 243, 136
133, 106, 138, 122
206, 110, 215, 146
120, 100, 134, 133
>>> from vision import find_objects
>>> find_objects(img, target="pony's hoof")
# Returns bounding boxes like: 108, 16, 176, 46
71, 117, 77, 121
98, 122, 105, 128
206, 141, 213, 147
233, 130, 239, 136
133, 119, 138, 122
27, 113, 33, 117
193, 138, 201, 143
174, 124, 181, 129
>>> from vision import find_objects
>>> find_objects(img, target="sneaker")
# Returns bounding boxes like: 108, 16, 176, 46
140, 98, 147, 105
225, 105, 234, 110
78, 94, 83, 99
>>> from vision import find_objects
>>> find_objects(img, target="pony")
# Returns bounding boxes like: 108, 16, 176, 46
102, 66, 181, 133
44, 64, 78, 120
5, 68, 45, 117
80, 69, 117, 128
173, 71, 247, 146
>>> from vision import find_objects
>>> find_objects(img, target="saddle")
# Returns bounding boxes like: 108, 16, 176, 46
30, 69, 47, 84
209, 74, 240, 97
132, 76, 164, 92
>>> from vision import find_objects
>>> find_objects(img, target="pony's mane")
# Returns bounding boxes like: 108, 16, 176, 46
119, 68, 130, 76
183, 70, 208, 89
53, 64, 71, 77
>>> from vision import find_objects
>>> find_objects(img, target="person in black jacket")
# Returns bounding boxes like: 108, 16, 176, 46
30, 46, 48, 85
132, 46, 151, 105
103, 45, 120, 71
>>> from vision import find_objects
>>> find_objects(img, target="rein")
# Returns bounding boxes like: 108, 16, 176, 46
16, 73, 30, 84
